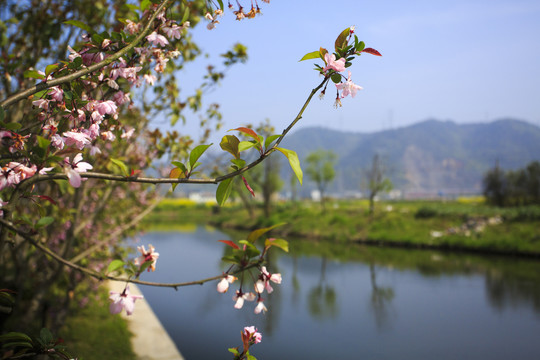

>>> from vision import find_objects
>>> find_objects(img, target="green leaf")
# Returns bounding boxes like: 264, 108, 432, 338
335, 27, 351, 52
109, 158, 129, 176
220, 135, 241, 159
39, 328, 53, 344
63, 20, 92, 33
36, 135, 51, 149
189, 144, 212, 170
275, 147, 303, 184
221, 255, 241, 265
331, 73, 342, 83
230, 158, 246, 170
299, 50, 320, 62
68, 56, 83, 69
0, 332, 33, 343
2, 122, 21, 131
247, 223, 285, 243
216, 178, 233, 206
36, 217, 54, 228
356, 40, 365, 52
140, 0, 152, 11
228, 347, 240, 356
265, 238, 289, 252
182, 6, 190, 23
238, 240, 260, 256
238, 140, 257, 152
45, 63, 59, 77
264, 134, 281, 149
106, 260, 125, 274
23, 70, 45, 80
92, 33, 104, 45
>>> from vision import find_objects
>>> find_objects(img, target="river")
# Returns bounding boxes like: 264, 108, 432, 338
130, 225, 540, 360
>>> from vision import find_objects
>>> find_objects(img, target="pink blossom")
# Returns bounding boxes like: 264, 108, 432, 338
256, 266, 282, 294
32, 98, 49, 110
67, 45, 81, 61
134, 245, 159, 272
243, 326, 262, 345
121, 127, 135, 139
109, 285, 144, 316
49, 87, 64, 102
217, 274, 237, 293
125, 20, 140, 35
146, 31, 169, 47
162, 24, 183, 40
101, 131, 116, 141
233, 290, 256, 309
322, 53, 346, 73
95, 100, 118, 116
336, 71, 363, 98
51, 134, 65, 149
254, 299, 267, 314
8, 162, 36, 180
143, 74, 157, 85
63, 131, 92, 150
86, 123, 100, 140
64, 153, 93, 188
0, 164, 21, 190
113, 91, 131, 105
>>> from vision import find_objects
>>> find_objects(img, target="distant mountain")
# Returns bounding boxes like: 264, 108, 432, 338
279, 119, 540, 197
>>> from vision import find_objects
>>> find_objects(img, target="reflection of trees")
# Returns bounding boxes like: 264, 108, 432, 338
485, 268, 540, 313
369, 264, 395, 330
307, 257, 339, 320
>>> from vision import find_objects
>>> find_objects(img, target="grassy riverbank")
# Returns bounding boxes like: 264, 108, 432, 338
60, 287, 135, 360
144, 197, 540, 257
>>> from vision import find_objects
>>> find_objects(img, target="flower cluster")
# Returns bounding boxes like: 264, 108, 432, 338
109, 285, 144, 316
300, 26, 381, 107
218, 266, 281, 315
229, 326, 262, 360
134, 244, 160, 272
204, 0, 270, 30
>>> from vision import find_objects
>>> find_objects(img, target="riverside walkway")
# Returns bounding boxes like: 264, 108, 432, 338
109, 282, 184, 360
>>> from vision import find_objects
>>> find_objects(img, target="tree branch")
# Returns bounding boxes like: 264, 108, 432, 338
0, 218, 259, 289
0, 0, 174, 109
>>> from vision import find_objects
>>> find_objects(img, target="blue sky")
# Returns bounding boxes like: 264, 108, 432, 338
173, 0, 540, 141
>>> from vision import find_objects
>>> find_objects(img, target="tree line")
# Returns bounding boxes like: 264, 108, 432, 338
483, 161, 540, 206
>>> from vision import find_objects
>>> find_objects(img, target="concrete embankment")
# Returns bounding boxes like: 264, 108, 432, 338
108, 282, 184, 360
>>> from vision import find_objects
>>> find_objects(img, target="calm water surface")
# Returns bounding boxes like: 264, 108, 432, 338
132, 226, 540, 360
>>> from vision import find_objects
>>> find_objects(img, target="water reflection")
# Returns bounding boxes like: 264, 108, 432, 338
307, 257, 338, 321
369, 263, 395, 330
134, 227, 540, 360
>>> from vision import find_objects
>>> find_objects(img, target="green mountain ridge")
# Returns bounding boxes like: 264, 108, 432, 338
280, 118, 540, 197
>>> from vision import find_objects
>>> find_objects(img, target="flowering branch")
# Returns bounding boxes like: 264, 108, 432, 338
0, 0, 174, 109
0, 218, 261, 289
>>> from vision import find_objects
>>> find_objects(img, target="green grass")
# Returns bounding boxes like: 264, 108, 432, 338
141, 198, 540, 256
60, 287, 135, 360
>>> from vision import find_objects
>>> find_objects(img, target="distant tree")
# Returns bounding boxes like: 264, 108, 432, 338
483, 160, 540, 206
250, 120, 283, 217
483, 161, 508, 206
363, 153, 393, 214
305, 150, 337, 210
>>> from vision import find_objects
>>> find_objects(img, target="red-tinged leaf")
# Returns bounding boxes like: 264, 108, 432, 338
319, 47, 328, 62
361, 48, 382, 56
335, 27, 351, 52
130, 169, 142, 177
242, 176, 255, 197
230, 127, 260, 143
35, 195, 57, 205
218, 240, 240, 249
